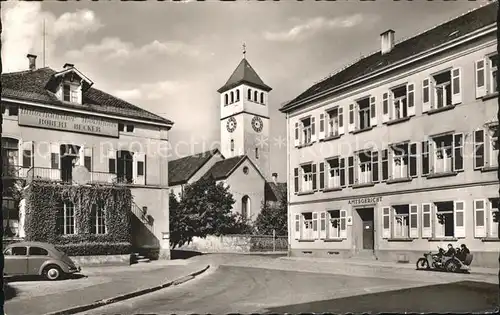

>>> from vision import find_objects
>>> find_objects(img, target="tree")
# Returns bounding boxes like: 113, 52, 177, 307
169, 175, 254, 249
254, 187, 288, 236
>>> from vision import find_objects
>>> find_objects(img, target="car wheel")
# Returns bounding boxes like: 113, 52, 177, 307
43, 265, 63, 281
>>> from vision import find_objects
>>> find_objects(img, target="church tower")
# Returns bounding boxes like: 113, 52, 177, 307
218, 47, 272, 180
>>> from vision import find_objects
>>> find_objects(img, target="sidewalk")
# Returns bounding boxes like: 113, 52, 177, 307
279, 256, 499, 276
5, 260, 209, 315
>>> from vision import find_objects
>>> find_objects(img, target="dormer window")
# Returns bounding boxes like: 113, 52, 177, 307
62, 83, 80, 103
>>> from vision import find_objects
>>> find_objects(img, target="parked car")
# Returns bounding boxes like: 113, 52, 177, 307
3, 241, 81, 280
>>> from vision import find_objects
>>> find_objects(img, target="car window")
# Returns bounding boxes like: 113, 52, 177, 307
28, 247, 49, 256
3, 248, 12, 255
11, 247, 27, 256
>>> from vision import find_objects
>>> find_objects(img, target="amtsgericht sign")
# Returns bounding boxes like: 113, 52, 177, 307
348, 197, 382, 205
18, 108, 119, 137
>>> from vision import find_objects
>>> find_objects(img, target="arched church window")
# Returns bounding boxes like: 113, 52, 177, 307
236, 89, 240, 101
230, 91, 234, 103
247, 89, 252, 100
260, 92, 264, 104
255, 148, 259, 159
225, 94, 228, 105
241, 195, 250, 219
254, 91, 258, 102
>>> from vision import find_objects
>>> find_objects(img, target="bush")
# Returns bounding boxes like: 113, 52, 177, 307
24, 181, 132, 256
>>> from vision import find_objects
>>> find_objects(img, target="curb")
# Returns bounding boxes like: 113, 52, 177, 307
279, 257, 498, 276
43, 265, 210, 315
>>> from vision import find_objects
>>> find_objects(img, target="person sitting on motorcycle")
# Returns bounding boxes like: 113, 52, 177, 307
456, 244, 470, 262
443, 243, 456, 257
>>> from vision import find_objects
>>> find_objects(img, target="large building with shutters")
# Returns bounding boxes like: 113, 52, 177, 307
279, 2, 499, 268
2, 55, 173, 259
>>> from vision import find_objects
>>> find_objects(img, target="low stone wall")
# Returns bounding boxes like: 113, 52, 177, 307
69, 254, 131, 266
180, 234, 288, 253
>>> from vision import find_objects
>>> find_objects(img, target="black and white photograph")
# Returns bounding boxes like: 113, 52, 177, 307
0, 0, 499, 314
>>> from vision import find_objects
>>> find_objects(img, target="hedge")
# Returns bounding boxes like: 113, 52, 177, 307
24, 181, 132, 256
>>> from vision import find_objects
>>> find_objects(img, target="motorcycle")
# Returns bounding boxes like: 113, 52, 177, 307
416, 246, 473, 273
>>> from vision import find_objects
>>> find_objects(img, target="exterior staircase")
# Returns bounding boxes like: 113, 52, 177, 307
131, 252, 151, 264
352, 250, 378, 261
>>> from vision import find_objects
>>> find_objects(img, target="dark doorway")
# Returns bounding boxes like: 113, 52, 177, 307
60, 144, 80, 183
117, 150, 133, 184
357, 208, 375, 250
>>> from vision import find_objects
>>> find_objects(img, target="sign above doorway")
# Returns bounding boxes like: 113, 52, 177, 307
348, 196, 382, 205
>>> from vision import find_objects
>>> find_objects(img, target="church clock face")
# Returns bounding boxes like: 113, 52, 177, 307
226, 117, 237, 133
252, 116, 263, 133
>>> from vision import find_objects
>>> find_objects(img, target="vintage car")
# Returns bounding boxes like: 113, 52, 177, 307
3, 241, 81, 280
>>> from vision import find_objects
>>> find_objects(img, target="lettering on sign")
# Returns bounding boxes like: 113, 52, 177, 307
18, 107, 119, 137
348, 196, 382, 205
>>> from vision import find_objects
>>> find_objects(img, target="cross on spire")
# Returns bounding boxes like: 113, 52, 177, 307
242, 43, 246, 58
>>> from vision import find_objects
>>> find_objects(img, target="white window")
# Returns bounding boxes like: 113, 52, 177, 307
326, 157, 344, 189
391, 86, 408, 119
490, 55, 498, 93
91, 203, 107, 234
294, 214, 301, 240
301, 212, 314, 240
357, 97, 371, 130
63, 83, 80, 103
357, 151, 372, 184
301, 117, 313, 145
434, 201, 465, 238
427, 133, 463, 174
327, 108, 339, 137
474, 126, 498, 170
393, 205, 409, 238
433, 71, 452, 109
391, 143, 409, 179
300, 163, 316, 192
488, 124, 498, 168
57, 201, 75, 235
327, 210, 341, 238
474, 198, 499, 238
489, 198, 499, 238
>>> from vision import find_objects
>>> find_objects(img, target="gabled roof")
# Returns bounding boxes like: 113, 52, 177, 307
265, 181, 287, 203
1, 67, 173, 125
217, 58, 272, 94
204, 155, 265, 181
280, 1, 497, 112
168, 149, 222, 186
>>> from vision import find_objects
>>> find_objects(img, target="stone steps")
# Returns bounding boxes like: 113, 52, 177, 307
131, 252, 151, 264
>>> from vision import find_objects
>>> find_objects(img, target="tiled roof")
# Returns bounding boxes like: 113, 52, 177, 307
204, 155, 247, 180
168, 149, 221, 185
217, 58, 272, 93
265, 181, 287, 203
280, 1, 497, 112
1, 67, 173, 125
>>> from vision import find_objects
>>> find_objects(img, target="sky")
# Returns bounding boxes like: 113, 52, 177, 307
1, 0, 489, 179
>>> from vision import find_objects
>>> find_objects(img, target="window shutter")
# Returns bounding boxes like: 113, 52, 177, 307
475, 59, 487, 98
369, 96, 377, 126
339, 210, 347, 239
312, 212, 319, 238
319, 162, 325, 190
387, 149, 393, 180
50, 143, 60, 170
294, 214, 300, 240
20, 140, 34, 169
451, 67, 462, 105
320, 212, 327, 239
347, 156, 354, 186
382, 92, 389, 123
428, 140, 435, 174
133, 152, 146, 185
381, 149, 388, 182
452, 133, 464, 172
422, 78, 431, 113
294, 123, 300, 147
421, 141, 429, 176
421, 203, 432, 238
474, 129, 485, 169
108, 149, 117, 174
454, 200, 465, 238
474, 199, 486, 238
293, 168, 299, 193
407, 83, 415, 116
338, 106, 345, 135
371, 151, 379, 182
340, 158, 346, 188
311, 117, 317, 142
348, 104, 355, 132
84, 146, 93, 172
312, 163, 317, 191
319, 113, 325, 140
409, 204, 419, 238
409, 142, 418, 177
382, 207, 391, 239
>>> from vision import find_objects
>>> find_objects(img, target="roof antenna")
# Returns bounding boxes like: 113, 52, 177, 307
42, 18, 46, 67
242, 42, 246, 59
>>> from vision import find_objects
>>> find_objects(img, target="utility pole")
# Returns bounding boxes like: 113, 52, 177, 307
42, 19, 46, 67
1, 8, 5, 314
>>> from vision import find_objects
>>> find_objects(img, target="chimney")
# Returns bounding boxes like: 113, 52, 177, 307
27, 54, 37, 71
380, 29, 395, 55
272, 172, 278, 184
63, 63, 74, 69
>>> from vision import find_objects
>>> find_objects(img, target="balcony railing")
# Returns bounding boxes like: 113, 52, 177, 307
26, 167, 65, 183
2, 164, 25, 178
131, 202, 155, 234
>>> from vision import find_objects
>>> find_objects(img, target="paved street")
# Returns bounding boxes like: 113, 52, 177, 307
75, 254, 499, 315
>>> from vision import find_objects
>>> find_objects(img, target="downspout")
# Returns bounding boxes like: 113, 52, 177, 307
286, 112, 291, 257
496, 2, 500, 297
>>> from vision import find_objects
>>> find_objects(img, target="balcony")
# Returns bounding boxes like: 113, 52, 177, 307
2, 164, 26, 179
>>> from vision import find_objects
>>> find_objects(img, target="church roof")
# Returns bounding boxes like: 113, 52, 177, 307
1, 67, 173, 125
264, 181, 287, 203
168, 149, 222, 186
217, 58, 272, 94
204, 155, 248, 180
280, 1, 497, 113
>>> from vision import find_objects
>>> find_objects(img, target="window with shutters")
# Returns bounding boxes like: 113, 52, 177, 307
301, 117, 312, 145
381, 149, 389, 181
300, 163, 314, 192
392, 205, 410, 239
356, 150, 372, 184
327, 210, 341, 238
488, 124, 499, 168
488, 198, 499, 238
432, 71, 452, 109
433, 201, 464, 238
391, 143, 409, 180
427, 133, 463, 175
301, 212, 314, 240
326, 108, 340, 137
326, 157, 344, 189
356, 97, 371, 131
490, 54, 498, 93
391, 85, 408, 119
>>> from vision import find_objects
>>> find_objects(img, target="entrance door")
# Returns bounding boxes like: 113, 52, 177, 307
357, 207, 375, 250
61, 156, 74, 183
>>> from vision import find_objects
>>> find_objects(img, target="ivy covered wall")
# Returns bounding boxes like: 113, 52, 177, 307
24, 181, 132, 256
